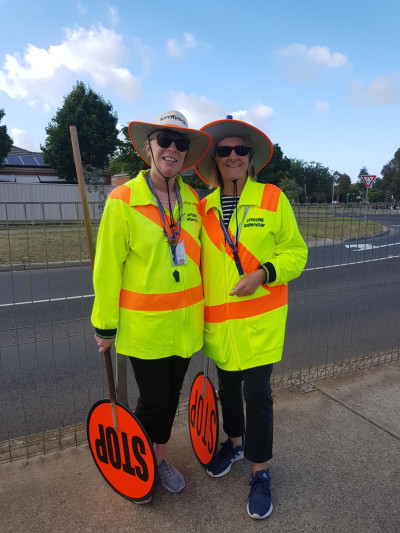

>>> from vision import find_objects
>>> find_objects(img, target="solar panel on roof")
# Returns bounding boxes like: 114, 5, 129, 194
20, 155, 39, 166
35, 156, 45, 166
5, 155, 22, 165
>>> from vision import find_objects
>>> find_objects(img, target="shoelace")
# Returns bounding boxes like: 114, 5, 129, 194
249, 474, 271, 496
160, 460, 175, 476
219, 440, 237, 459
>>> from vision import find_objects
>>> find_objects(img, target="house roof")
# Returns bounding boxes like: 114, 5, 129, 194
2, 145, 49, 168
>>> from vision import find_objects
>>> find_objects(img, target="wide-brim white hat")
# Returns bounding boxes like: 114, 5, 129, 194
194, 117, 274, 185
128, 110, 211, 170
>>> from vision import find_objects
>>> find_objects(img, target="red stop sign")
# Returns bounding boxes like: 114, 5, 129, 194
87, 400, 156, 502
188, 372, 219, 467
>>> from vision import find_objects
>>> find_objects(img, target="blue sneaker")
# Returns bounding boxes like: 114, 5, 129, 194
207, 438, 244, 478
247, 469, 273, 519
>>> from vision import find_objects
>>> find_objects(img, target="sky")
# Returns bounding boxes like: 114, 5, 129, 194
1, 0, 399, 182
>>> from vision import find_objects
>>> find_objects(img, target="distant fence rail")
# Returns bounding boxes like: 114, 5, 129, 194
0, 200, 399, 462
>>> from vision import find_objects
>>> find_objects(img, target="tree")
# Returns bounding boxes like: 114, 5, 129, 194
257, 143, 291, 185
335, 172, 351, 202
279, 177, 302, 203
109, 126, 148, 178
182, 170, 210, 190
381, 148, 400, 202
356, 166, 369, 186
0, 109, 13, 166
41, 82, 119, 183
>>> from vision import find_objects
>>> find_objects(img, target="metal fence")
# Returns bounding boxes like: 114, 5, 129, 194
0, 200, 399, 463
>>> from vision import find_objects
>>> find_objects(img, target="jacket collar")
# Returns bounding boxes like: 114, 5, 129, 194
204, 177, 262, 214
127, 169, 197, 206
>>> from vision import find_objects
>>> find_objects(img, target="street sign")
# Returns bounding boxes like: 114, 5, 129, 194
189, 372, 219, 467
361, 175, 376, 189
87, 400, 156, 502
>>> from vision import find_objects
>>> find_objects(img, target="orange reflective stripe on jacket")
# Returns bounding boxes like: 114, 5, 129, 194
120, 284, 203, 312
109, 184, 200, 266
261, 184, 280, 211
133, 205, 200, 266
205, 284, 288, 323
202, 210, 262, 275
109, 184, 131, 202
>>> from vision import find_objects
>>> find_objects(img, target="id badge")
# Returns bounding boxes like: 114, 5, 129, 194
170, 241, 187, 266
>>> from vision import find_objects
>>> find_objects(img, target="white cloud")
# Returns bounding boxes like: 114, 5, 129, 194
277, 44, 349, 82
11, 128, 39, 151
76, 2, 87, 15
170, 92, 274, 130
106, 4, 119, 28
349, 74, 400, 107
167, 33, 212, 60
0, 23, 142, 108
231, 104, 274, 126
315, 100, 330, 114
171, 92, 225, 127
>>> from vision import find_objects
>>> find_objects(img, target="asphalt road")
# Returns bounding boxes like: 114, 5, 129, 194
0, 214, 399, 440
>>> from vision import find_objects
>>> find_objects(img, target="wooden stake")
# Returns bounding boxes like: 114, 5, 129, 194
70, 125, 118, 431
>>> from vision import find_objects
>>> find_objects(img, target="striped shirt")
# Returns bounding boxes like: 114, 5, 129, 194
221, 194, 240, 226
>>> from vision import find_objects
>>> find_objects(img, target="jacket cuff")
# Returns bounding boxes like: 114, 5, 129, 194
95, 328, 117, 339
258, 262, 277, 284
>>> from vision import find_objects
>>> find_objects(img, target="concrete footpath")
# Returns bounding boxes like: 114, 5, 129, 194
1, 361, 399, 533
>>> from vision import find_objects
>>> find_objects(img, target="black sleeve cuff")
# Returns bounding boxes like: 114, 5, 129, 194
264, 262, 277, 283
258, 262, 277, 284
95, 328, 117, 339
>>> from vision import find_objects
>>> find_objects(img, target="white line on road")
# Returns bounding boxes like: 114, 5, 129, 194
0, 293, 95, 308
304, 255, 400, 271
345, 241, 400, 251
2, 254, 400, 305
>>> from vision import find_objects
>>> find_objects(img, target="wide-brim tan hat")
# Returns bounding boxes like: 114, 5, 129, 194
128, 110, 211, 171
194, 117, 274, 185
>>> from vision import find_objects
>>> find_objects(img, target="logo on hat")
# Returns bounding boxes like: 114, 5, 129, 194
159, 113, 187, 127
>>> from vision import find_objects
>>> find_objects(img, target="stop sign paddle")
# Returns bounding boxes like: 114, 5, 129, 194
87, 400, 156, 502
188, 372, 219, 467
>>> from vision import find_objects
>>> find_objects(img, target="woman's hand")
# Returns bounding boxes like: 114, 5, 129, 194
229, 269, 267, 297
94, 335, 114, 354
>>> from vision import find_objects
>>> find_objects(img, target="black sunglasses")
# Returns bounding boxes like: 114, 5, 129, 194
152, 133, 190, 152
215, 145, 252, 158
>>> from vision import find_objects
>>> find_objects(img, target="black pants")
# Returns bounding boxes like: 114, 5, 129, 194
216, 363, 274, 464
129, 355, 190, 444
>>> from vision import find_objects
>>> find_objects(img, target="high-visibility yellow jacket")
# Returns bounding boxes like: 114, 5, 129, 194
91, 169, 204, 359
199, 178, 307, 371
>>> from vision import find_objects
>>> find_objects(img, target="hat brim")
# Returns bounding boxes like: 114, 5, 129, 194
194, 119, 273, 186
128, 121, 211, 171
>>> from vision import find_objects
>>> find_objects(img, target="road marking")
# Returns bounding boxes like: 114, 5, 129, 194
345, 241, 400, 251
2, 254, 400, 305
304, 255, 400, 271
0, 293, 95, 308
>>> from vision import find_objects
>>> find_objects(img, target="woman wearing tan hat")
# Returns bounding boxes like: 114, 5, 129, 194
195, 117, 307, 519
91, 111, 211, 501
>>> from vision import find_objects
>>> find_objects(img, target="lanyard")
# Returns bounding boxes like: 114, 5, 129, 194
218, 205, 249, 277
146, 174, 183, 245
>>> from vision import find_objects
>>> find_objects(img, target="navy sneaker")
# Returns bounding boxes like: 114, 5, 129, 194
207, 438, 244, 478
247, 469, 273, 519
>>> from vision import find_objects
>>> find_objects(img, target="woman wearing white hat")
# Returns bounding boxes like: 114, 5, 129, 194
195, 117, 307, 519
91, 111, 211, 500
